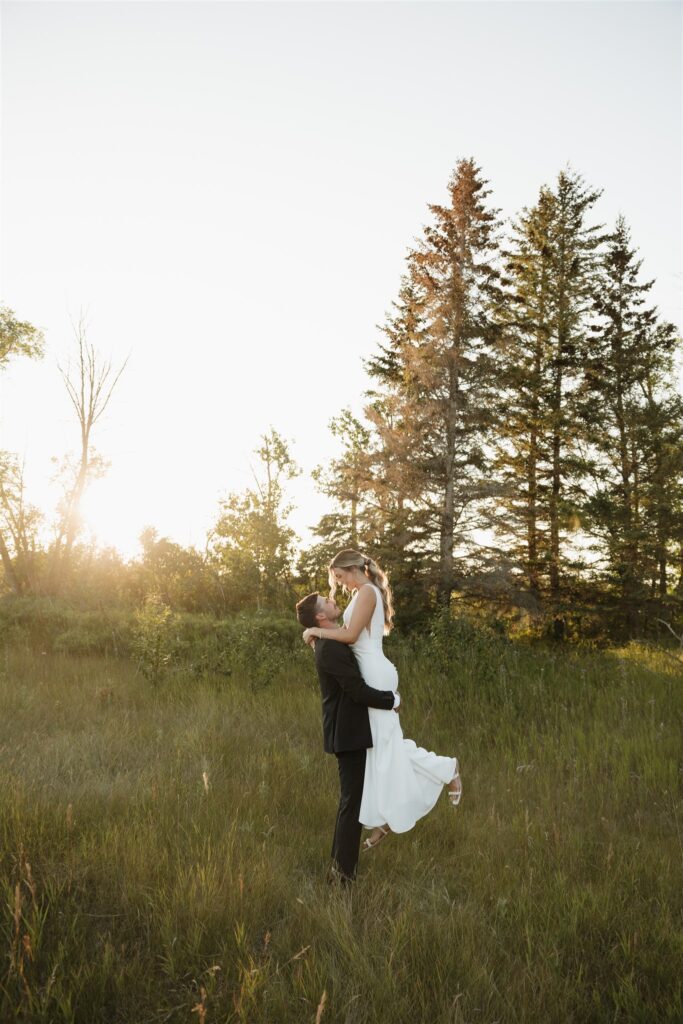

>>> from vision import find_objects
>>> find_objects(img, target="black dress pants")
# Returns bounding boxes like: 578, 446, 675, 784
331, 748, 367, 881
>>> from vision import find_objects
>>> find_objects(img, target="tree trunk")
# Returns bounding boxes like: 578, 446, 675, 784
549, 364, 562, 607
438, 397, 457, 608
527, 437, 540, 600
439, 470, 455, 608
63, 452, 89, 561
526, 329, 543, 602
658, 550, 667, 597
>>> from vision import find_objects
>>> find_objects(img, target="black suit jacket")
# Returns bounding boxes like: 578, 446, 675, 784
314, 638, 395, 754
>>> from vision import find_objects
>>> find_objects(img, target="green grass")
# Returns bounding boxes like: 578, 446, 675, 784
0, 638, 681, 1023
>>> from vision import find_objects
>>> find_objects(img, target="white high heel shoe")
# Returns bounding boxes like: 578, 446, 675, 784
362, 825, 391, 851
448, 759, 462, 806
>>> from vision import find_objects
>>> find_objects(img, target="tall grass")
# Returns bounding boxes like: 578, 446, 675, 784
0, 636, 680, 1022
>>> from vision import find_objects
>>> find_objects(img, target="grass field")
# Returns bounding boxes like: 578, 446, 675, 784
0, 636, 681, 1023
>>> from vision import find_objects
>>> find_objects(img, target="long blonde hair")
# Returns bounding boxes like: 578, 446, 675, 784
328, 549, 395, 635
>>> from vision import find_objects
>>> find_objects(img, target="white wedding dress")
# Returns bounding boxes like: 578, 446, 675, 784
344, 583, 458, 833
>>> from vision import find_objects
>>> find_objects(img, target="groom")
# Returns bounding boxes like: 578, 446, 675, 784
295, 591, 400, 885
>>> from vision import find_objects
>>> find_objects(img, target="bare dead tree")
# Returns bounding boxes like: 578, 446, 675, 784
51, 311, 128, 585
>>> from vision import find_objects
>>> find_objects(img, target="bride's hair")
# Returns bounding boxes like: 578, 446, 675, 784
328, 549, 395, 635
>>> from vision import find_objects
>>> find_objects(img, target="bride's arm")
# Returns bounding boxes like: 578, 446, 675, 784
303, 586, 377, 645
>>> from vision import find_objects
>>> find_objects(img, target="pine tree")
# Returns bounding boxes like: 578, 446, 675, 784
576, 215, 681, 628
492, 187, 558, 606
494, 166, 607, 633
544, 168, 606, 624
367, 157, 506, 608
638, 389, 683, 602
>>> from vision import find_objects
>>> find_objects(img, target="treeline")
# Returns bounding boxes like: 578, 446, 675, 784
307, 161, 683, 640
1, 159, 681, 642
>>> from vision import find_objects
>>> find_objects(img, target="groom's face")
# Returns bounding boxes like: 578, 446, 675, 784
318, 596, 341, 623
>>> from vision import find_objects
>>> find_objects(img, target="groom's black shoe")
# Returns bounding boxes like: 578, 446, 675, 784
326, 863, 354, 889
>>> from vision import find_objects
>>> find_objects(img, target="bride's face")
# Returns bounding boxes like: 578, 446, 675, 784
332, 567, 357, 592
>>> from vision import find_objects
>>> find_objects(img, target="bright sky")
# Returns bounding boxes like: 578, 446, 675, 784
1, 0, 681, 560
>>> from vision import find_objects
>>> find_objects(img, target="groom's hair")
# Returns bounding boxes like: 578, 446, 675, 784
295, 592, 321, 628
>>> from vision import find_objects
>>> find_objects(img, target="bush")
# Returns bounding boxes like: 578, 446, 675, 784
420, 607, 507, 677
0, 600, 307, 687
0, 598, 133, 657
0, 597, 308, 686
179, 612, 309, 688
131, 594, 177, 685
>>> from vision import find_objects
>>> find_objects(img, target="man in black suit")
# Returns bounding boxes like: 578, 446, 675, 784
295, 591, 400, 885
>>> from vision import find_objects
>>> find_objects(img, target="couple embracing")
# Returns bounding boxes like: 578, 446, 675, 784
295, 549, 462, 885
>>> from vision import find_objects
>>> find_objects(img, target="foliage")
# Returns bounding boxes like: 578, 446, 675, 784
0, 451, 44, 595
574, 214, 683, 627
365, 157, 507, 609
0, 166, 681, 643
302, 160, 683, 637
0, 305, 45, 367
0, 598, 311, 689
174, 611, 309, 689
0, 597, 133, 656
131, 593, 177, 685
418, 604, 509, 685
129, 527, 225, 613
209, 428, 300, 612
0, 306, 45, 598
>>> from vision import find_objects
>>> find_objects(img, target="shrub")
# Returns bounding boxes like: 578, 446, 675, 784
131, 594, 177, 685
0, 599, 324, 689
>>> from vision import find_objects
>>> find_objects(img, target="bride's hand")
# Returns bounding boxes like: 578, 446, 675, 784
302, 628, 319, 647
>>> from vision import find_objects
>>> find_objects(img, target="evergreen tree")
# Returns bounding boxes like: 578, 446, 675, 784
367, 157, 506, 608
632, 378, 683, 605
576, 215, 682, 628
491, 187, 558, 607
494, 166, 607, 633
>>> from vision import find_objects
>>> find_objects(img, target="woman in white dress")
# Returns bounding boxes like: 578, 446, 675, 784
302, 549, 462, 850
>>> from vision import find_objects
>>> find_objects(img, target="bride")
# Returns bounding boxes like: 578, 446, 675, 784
303, 549, 462, 850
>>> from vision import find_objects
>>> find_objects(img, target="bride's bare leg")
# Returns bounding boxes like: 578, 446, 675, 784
363, 824, 391, 850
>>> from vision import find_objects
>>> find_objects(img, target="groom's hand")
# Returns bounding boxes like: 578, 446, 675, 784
393, 692, 401, 713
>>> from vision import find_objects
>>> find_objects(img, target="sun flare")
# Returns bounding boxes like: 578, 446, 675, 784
78, 477, 144, 560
